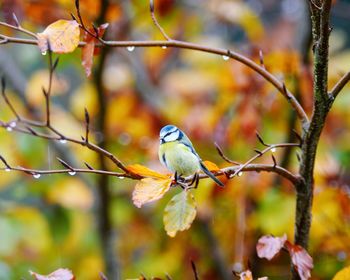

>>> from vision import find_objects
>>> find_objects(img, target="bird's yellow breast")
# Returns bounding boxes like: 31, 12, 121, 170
159, 142, 200, 176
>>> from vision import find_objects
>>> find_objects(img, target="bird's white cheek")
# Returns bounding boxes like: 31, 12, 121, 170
164, 131, 179, 142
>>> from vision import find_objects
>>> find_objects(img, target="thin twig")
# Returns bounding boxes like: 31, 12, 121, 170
149, 0, 171, 41
1, 77, 21, 120
0, 20, 38, 38
84, 107, 90, 143
0, 33, 309, 125
215, 142, 240, 165
230, 143, 300, 179
329, 71, 350, 100
191, 260, 199, 280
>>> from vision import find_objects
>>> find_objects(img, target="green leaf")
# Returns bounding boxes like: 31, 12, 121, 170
163, 190, 197, 237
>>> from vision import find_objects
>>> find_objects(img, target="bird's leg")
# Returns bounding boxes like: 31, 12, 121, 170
189, 173, 197, 186
188, 173, 200, 189
172, 171, 186, 189
194, 173, 199, 189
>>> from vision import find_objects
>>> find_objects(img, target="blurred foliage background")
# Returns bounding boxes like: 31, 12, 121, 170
0, 0, 350, 279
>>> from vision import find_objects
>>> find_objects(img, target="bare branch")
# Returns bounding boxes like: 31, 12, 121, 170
256, 132, 270, 147
329, 71, 350, 100
0, 21, 37, 39
1, 77, 21, 120
190, 260, 199, 280
259, 49, 265, 69
149, 0, 171, 41
230, 143, 300, 179
215, 142, 240, 165
84, 107, 90, 143
0, 30, 309, 125
0, 155, 11, 169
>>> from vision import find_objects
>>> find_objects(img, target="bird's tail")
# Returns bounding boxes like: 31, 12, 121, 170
200, 161, 224, 187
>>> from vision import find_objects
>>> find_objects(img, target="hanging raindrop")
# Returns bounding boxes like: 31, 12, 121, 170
238, 171, 243, 177
41, 51, 47, 56
162, 46, 167, 49
271, 147, 277, 153
119, 176, 125, 179
33, 173, 41, 179
6, 127, 12, 132
10, 122, 17, 128
68, 171, 76, 176
5, 168, 11, 172
222, 55, 229, 61
59, 139, 67, 144
127, 46, 135, 52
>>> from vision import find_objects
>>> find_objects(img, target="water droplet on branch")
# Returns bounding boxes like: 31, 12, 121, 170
33, 173, 41, 179
222, 55, 229, 61
59, 139, 67, 144
238, 171, 243, 177
162, 46, 167, 49
5, 168, 11, 172
10, 122, 17, 128
68, 171, 76, 176
6, 127, 12, 132
127, 46, 135, 52
271, 147, 277, 153
41, 51, 47, 56
119, 176, 125, 179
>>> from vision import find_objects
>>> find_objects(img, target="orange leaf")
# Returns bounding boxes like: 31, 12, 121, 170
29, 268, 75, 280
127, 164, 169, 179
202, 160, 220, 172
81, 23, 109, 77
132, 178, 172, 208
37, 20, 80, 54
82, 40, 95, 77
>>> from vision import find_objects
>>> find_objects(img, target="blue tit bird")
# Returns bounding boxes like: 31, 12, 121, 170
158, 125, 224, 187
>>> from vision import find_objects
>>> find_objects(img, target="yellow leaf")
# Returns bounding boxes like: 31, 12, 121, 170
333, 266, 350, 280
202, 160, 220, 171
163, 191, 197, 237
37, 20, 80, 54
132, 178, 172, 208
127, 164, 169, 179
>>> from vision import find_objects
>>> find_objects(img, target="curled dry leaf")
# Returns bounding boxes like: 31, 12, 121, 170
29, 268, 75, 280
132, 177, 172, 208
256, 234, 287, 260
127, 164, 170, 179
37, 20, 80, 54
285, 241, 313, 280
82, 23, 109, 77
163, 190, 197, 237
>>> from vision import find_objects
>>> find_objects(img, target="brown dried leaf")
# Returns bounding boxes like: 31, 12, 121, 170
81, 23, 109, 77
132, 178, 172, 208
29, 268, 75, 280
37, 20, 80, 54
256, 234, 287, 260
285, 241, 313, 280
